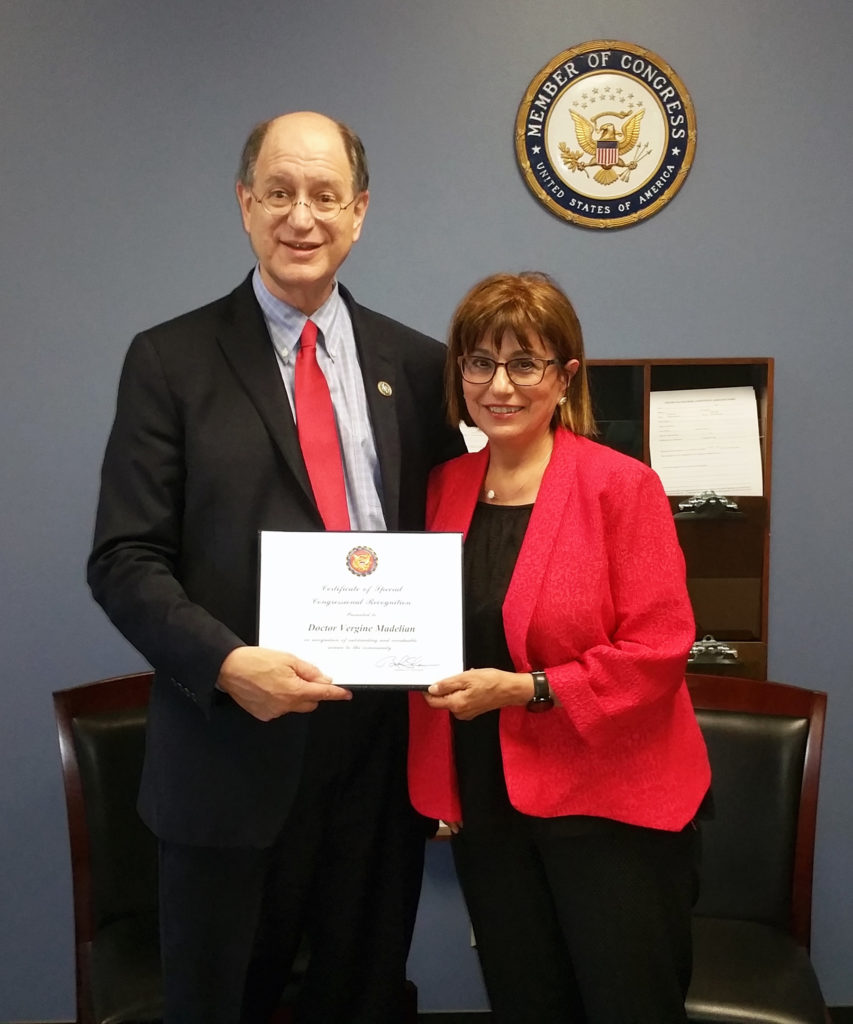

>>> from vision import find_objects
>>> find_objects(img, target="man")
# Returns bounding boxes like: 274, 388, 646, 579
88, 111, 463, 1024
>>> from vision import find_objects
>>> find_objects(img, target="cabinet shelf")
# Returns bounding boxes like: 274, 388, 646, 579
588, 357, 774, 680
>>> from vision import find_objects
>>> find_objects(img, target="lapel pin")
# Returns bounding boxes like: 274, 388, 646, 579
377, 381, 393, 397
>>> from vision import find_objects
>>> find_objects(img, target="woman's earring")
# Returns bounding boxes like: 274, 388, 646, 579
558, 395, 568, 406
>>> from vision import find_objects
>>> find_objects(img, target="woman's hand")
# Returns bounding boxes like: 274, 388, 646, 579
424, 668, 533, 720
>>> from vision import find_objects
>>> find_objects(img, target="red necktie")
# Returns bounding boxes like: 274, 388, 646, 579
294, 319, 350, 530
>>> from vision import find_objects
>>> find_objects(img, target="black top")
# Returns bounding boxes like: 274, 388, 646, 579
453, 502, 532, 826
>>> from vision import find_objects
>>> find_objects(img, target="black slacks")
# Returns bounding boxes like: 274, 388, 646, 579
452, 813, 700, 1024
158, 693, 426, 1024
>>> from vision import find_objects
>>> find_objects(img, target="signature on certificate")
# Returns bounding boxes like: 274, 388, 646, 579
374, 654, 438, 670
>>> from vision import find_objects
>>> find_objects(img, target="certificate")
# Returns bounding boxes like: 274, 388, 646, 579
258, 531, 463, 688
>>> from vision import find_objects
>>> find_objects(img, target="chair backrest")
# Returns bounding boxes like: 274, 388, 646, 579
53, 672, 157, 1014
686, 674, 826, 950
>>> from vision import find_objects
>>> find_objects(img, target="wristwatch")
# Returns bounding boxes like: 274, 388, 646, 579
526, 670, 554, 713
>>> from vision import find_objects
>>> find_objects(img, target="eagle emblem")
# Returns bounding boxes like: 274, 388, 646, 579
515, 41, 696, 227
560, 109, 650, 186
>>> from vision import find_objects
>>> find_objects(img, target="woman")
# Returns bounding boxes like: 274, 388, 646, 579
408, 272, 710, 1024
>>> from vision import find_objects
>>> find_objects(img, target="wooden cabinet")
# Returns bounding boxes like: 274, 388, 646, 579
587, 358, 774, 679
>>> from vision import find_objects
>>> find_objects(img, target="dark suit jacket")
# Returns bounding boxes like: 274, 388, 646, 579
88, 274, 463, 847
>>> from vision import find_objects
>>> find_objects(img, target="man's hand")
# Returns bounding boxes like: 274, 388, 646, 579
217, 646, 352, 721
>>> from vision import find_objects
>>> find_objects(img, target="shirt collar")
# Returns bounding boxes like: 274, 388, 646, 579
251, 266, 344, 359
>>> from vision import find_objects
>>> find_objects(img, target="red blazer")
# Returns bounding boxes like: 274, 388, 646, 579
408, 428, 710, 831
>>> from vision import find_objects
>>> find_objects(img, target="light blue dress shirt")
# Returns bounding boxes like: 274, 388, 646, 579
252, 268, 387, 531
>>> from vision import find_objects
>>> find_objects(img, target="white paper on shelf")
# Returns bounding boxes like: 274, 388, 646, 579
649, 386, 763, 496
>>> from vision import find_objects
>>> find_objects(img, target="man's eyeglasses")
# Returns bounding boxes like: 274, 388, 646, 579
252, 189, 359, 222
458, 354, 560, 386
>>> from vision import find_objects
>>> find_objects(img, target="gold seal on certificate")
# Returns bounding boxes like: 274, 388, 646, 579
345, 545, 378, 577
258, 531, 464, 689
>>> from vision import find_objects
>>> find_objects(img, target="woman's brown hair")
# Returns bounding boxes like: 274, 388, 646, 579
445, 271, 595, 436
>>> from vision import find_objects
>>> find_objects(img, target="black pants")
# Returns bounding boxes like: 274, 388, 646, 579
452, 814, 700, 1024
158, 694, 426, 1024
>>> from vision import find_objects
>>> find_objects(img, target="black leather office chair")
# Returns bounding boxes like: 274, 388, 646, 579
54, 672, 161, 1024
685, 674, 830, 1024
55, 672, 418, 1024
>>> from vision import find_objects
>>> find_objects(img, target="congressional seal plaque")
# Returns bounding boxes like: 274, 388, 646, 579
515, 41, 696, 228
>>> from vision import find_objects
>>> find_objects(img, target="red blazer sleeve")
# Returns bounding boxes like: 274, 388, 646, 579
498, 433, 709, 826
515, 454, 695, 744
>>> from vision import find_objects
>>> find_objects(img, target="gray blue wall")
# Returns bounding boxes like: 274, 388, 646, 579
2, 1, 851, 1017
